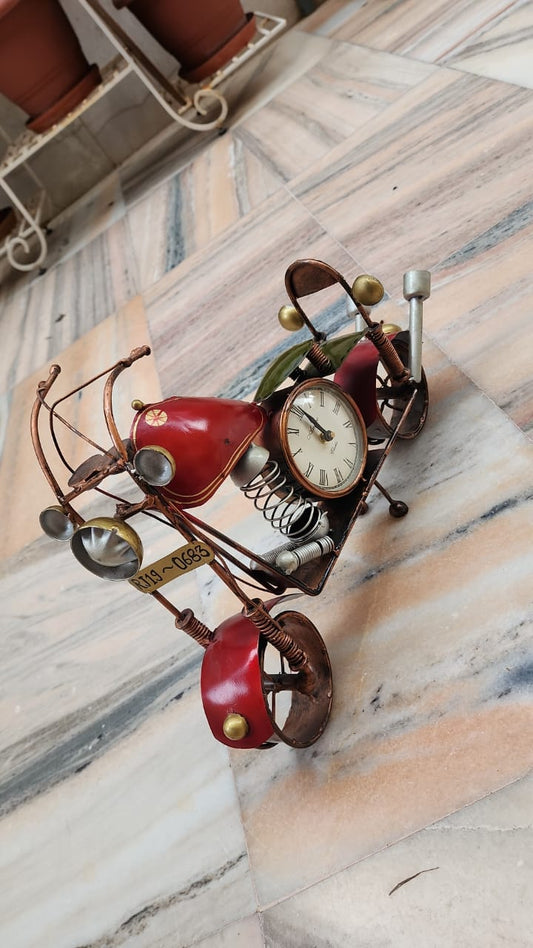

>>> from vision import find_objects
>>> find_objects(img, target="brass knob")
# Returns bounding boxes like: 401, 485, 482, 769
278, 304, 304, 332
352, 274, 384, 306
382, 323, 402, 335
131, 398, 145, 411
222, 712, 249, 741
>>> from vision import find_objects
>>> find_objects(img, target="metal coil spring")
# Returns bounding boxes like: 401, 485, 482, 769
245, 600, 307, 671
366, 324, 409, 382
241, 460, 321, 541
175, 608, 214, 647
306, 342, 333, 374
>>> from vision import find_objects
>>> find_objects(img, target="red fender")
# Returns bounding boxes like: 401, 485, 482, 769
333, 338, 383, 427
201, 611, 274, 748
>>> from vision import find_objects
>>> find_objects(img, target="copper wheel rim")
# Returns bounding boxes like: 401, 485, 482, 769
259, 610, 333, 748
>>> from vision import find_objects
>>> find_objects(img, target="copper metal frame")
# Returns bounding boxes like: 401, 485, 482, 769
30, 349, 324, 682
30, 259, 429, 748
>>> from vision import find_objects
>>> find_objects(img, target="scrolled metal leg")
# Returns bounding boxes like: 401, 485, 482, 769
0, 180, 47, 272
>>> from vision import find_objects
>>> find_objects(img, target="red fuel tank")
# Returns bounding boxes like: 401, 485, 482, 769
131, 396, 266, 507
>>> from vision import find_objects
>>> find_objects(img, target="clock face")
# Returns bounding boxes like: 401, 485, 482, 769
279, 379, 367, 497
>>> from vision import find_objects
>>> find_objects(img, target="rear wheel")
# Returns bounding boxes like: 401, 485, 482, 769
374, 337, 428, 440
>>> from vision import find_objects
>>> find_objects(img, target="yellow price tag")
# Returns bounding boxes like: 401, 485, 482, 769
129, 541, 214, 593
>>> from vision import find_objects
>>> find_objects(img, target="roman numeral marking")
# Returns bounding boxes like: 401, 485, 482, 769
319, 469, 328, 487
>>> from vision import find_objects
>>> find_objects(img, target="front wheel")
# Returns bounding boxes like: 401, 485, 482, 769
260, 610, 333, 748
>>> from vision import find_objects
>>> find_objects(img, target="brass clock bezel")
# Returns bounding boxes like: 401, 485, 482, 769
279, 378, 368, 498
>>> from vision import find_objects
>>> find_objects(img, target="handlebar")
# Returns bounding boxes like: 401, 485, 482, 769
31, 346, 152, 501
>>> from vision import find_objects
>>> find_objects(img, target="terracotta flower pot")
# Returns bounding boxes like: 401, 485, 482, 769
0, 0, 101, 134
113, 0, 256, 82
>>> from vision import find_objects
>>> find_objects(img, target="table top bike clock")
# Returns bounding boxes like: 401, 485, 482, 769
31, 259, 430, 751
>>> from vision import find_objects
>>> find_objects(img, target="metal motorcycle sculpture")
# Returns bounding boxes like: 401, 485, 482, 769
31, 259, 430, 750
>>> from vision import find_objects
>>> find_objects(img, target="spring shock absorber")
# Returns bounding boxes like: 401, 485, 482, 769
231, 445, 329, 542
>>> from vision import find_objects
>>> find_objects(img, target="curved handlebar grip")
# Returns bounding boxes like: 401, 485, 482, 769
126, 345, 151, 364
37, 363, 61, 398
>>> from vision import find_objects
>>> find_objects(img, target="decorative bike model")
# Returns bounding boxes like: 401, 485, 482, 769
31, 259, 430, 750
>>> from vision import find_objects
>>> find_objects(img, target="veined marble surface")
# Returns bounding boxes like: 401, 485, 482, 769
0, 1, 532, 945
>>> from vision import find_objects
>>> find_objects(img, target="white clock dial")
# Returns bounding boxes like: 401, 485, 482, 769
280, 379, 367, 497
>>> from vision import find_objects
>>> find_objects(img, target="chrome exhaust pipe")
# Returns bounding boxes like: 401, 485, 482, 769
403, 270, 431, 383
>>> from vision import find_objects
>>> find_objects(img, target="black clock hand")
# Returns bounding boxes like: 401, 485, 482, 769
299, 407, 335, 443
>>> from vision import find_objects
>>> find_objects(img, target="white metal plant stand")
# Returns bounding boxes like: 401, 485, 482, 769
0, 2, 286, 273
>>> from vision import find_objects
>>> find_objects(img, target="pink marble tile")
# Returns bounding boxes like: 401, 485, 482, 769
430, 218, 533, 434
261, 773, 533, 945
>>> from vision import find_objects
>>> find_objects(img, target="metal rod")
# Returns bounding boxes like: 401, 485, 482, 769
102, 347, 151, 461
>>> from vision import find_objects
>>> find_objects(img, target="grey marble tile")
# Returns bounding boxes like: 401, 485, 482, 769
261, 772, 533, 947
142, 190, 364, 399
234, 40, 436, 182
290, 69, 533, 432
301, 0, 527, 63
25, 120, 115, 218
193, 914, 264, 948
443, 1, 533, 89
127, 131, 284, 291
0, 213, 139, 394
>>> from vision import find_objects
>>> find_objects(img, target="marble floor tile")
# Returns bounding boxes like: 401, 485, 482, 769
0, 685, 256, 948
127, 132, 284, 292
0, 297, 159, 560
142, 190, 364, 400
0, 213, 139, 395
430, 218, 533, 435
234, 41, 436, 182
193, 914, 264, 947
443, 1, 533, 89
1, 5, 532, 947
304, 0, 526, 63
291, 69, 533, 431
261, 772, 533, 946
223, 340, 533, 905
119, 29, 330, 210
297, 0, 367, 36
0, 525, 200, 803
